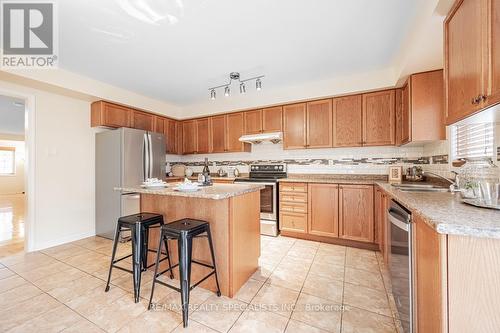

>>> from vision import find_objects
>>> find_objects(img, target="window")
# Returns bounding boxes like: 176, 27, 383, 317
453, 123, 495, 160
0, 147, 15, 175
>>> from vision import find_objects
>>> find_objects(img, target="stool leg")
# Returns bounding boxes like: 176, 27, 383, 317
206, 225, 221, 297
131, 223, 142, 303
148, 228, 165, 310
179, 234, 193, 328
163, 236, 175, 279
141, 226, 149, 271
105, 223, 121, 292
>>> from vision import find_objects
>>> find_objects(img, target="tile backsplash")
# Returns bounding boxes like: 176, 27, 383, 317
167, 142, 451, 176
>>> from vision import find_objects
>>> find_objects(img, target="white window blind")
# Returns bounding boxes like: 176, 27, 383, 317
0, 147, 15, 175
454, 123, 494, 159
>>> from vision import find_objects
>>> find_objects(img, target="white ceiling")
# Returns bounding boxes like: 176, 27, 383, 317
0, 95, 25, 135
59, 0, 419, 107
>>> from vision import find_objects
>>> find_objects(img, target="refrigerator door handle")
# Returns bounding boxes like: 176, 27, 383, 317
143, 133, 149, 181
148, 132, 153, 179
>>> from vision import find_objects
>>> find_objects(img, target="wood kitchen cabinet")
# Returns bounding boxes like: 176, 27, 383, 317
210, 115, 227, 153
280, 182, 308, 234
362, 90, 395, 146
283, 99, 332, 149
375, 187, 390, 264
397, 70, 445, 145
244, 106, 283, 134
154, 116, 165, 134
339, 184, 374, 243
131, 110, 154, 131
308, 183, 339, 237
91, 101, 132, 128
226, 113, 250, 152
332, 95, 362, 147
283, 103, 307, 149
165, 119, 178, 154
445, 0, 500, 124
306, 99, 333, 148
414, 214, 447, 333
196, 118, 210, 154
182, 120, 197, 154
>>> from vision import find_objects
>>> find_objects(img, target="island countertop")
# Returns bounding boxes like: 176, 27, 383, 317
116, 183, 264, 200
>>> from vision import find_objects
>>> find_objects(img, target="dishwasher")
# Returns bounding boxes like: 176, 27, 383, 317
388, 199, 413, 333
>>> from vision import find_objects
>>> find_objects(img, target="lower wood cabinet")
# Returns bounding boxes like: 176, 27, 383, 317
281, 212, 308, 233
308, 183, 339, 237
339, 184, 374, 243
280, 182, 308, 233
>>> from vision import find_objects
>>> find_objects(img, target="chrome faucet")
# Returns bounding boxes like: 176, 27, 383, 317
422, 171, 460, 192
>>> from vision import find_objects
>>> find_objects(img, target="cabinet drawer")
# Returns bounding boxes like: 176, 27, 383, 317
280, 182, 308, 193
280, 212, 307, 233
280, 202, 308, 214
280, 192, 308, 203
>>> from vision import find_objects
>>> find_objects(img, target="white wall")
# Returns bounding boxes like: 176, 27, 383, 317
0, 137, 25, 194
0, 79, 96, 250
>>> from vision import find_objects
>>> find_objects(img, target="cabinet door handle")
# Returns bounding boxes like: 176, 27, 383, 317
471, 96, 481, 105
480, 95, 487, 103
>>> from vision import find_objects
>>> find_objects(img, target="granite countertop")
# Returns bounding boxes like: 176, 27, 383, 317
116, 183, 264, 200
278, 174, 388, 185
376, 182, 500, 239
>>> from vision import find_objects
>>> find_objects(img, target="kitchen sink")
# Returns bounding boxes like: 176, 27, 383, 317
391, 183, 450, 192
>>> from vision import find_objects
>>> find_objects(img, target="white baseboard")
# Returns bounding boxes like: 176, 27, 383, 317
29, 230, 96, 252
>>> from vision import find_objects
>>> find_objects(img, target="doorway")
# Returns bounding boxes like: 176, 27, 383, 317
0, 95, 26, 257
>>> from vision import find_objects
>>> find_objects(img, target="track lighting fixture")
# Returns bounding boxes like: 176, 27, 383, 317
208, 72, 264, 100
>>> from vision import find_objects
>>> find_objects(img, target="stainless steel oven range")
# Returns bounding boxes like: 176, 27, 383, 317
234, 163, 287, 236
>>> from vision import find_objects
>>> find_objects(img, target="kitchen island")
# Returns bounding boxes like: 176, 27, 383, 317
117, 183, 263, 297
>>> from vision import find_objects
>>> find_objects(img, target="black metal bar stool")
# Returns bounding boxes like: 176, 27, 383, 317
105, 212, 174, 303
148, 218, 221, 328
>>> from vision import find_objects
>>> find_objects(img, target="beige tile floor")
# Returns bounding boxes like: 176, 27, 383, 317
0, 194, 25, 258
0, 234, 399, 333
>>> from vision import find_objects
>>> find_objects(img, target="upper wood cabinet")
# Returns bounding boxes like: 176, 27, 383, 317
176, 121, 183, 155
362, 90, 395, 146
154, 116, 165, 134
244, 110, 262, 134
283, 103, 307, 149
283, 100, 332, 149
445, 0, 500, 124
131, 111, 154, 131
306, 99, 333, 148
339, 184, 374, 243
210, 115, 227, 153
165, 119, 178, 154
182, 120, 197, 154
262, 106, 283, 132
244, 106, 283, 134
308, 183, 339, 238
397, 70, 445, 145
332, 95, 362, 147
196, 118, 210, 154
226, 113, 250, 152
91, 101, 131, 128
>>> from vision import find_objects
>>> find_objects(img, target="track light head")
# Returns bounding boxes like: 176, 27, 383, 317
224, 86, 230, 97
256, 78, 262, 91
240, 82, 246, 94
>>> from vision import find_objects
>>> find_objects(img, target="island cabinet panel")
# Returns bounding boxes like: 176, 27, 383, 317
182, 120, 197, 154
165, 119, 178, 154
196, 118, 210, 154
210, 115, 227, 153
91, 101, 132, 128
226, 113, 250, 152
332, 95, 362, 147
362, 90, 395, 146
307, 183, 339, 237
338, 184, 374, 243
283, 103, 307, 149
447, 235, 500, 332
262, 106, 283, 132
306, 99, 333, 148
414, 214, 448, 333
244, 109, 263, 134
131, 110, 154, 131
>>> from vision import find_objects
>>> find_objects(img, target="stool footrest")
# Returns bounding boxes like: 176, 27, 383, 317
112, 265, 133, 274
113, 253, 132, 264
191, 259, 215, 270
152, 270, 216, 293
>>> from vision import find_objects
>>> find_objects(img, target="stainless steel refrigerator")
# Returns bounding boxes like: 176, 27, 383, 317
95, 127, 166, 239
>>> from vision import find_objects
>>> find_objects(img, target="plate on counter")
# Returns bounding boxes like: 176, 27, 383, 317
462, 198, 500, 210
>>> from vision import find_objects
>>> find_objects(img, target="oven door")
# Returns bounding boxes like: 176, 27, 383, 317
260, 183, 277, 221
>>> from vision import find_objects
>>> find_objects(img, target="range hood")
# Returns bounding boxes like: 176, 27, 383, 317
239, 132, 282, 144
